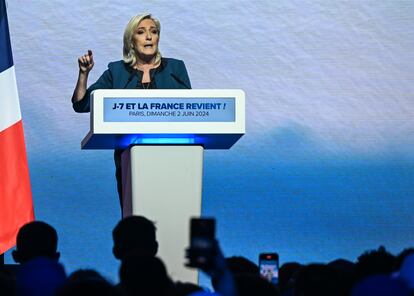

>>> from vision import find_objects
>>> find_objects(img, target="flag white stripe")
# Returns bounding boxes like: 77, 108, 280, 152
0, 66, 22, 132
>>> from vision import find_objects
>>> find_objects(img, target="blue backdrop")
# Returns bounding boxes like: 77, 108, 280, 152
4, 0, 414, 286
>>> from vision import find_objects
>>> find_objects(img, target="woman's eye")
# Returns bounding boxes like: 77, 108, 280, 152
137, 30, 144, 34
151, 29, 158, 35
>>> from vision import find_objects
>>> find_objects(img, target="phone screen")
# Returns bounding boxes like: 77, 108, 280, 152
187, 218, 216, 268
259, 254, 279, 285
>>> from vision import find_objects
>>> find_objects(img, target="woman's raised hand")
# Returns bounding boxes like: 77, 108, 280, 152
72, 50, 94, 103
78, 50, 94, 73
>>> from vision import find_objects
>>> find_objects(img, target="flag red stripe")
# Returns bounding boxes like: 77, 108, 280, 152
0, 120, 34, 254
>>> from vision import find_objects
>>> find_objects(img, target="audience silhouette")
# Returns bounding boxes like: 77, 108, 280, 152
0, 268, 15, 295
278, 262, 302, 295
351, 274, 411, 296
233, 274, 279, 296
293, 263, 346, 296
225, 256, 259, 275
1, 218, 414, 296
112, 216, 158, 260
355, 246, 396, 282
120, 254, 174, 296
394, 247, 414, 271
57, 269, 119, 296
12, 221, 60, 264
16, 257, 66, 296
211, 256, 258, 292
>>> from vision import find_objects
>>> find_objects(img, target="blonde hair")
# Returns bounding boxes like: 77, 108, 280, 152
123, 13, 162, 66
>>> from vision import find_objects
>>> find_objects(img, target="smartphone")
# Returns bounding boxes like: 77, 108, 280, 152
187, 217, 216, 268
259, 253, 279, 285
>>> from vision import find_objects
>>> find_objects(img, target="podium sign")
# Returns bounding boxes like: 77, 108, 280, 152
81, 89, 245, 149
104, 97, 236, 122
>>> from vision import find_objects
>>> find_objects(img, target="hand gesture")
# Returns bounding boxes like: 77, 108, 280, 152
78, 50, 94, 74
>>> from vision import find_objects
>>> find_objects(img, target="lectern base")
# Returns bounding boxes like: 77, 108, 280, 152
121, 145, 203, 283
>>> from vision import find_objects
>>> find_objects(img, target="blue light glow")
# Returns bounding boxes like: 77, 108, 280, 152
138, 137, 195, 144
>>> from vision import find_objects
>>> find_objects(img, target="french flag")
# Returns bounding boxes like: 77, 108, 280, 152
0, 0, 34, 254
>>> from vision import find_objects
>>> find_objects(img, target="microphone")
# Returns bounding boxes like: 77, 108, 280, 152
170, 73, 191, 89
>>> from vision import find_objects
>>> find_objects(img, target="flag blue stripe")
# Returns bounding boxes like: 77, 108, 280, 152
0, 0, 14, 73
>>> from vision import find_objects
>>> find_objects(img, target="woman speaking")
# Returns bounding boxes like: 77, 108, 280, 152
71, 13, 191, 211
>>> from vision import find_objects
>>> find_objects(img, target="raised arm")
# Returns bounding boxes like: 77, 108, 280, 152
72, 50, 94, 103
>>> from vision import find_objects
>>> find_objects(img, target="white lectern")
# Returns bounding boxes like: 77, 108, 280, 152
81, 89, 245, 283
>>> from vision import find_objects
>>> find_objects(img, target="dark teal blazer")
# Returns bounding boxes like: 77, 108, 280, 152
73, 57, 191, 113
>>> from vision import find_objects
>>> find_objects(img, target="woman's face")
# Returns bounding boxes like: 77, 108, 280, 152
132, 18, 159, 61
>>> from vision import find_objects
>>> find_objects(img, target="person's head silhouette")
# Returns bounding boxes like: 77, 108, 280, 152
12, 221, 60, 264
120, 254, 173, 296
112, 215, 158, 260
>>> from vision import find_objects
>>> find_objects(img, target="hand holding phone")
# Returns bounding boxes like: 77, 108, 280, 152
186, 218, 216, 269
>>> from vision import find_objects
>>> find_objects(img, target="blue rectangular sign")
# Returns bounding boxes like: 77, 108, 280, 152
103, 97, 235, 122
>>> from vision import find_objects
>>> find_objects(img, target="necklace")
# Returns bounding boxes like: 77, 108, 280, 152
141, 82, 151, 89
